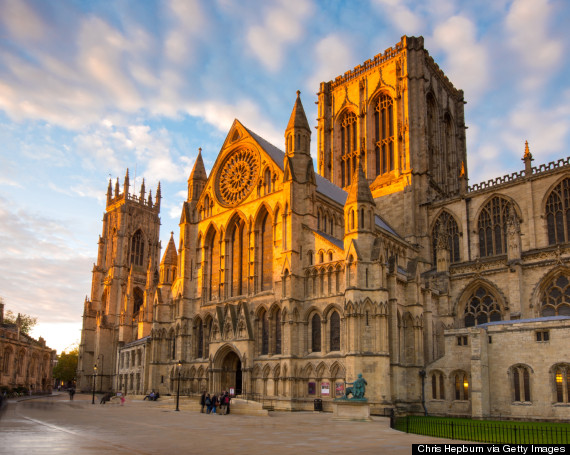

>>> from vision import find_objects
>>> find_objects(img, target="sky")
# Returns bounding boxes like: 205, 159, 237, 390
0, 0, 569, 354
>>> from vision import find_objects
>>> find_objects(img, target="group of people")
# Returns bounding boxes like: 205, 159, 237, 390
200, 391, 231, 415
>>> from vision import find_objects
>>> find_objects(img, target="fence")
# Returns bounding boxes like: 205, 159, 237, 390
392, 415, 570, 444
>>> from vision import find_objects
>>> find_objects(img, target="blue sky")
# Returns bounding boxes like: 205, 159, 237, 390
0, 0, 569, 353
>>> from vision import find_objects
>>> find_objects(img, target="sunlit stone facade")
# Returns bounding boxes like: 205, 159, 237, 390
78, 36, 570, 420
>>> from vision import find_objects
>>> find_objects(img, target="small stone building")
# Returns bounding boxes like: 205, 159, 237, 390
0, 303, 55, 393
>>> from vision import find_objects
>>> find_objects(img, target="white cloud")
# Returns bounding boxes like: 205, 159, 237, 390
307, 34, 354, 92
505, 0, 563, 90
371, 0, 422, 34
430, 15, 490, 102
0, 0, 48, 42
246, 0, 313, 71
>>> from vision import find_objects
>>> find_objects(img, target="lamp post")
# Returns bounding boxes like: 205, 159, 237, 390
175, 360, 182, 412
92, 364, 98, 405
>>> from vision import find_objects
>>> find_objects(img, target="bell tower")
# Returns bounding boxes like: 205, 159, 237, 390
77, 170, 162, 392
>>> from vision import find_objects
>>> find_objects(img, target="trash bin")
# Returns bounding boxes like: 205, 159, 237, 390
314, 399, 323, 411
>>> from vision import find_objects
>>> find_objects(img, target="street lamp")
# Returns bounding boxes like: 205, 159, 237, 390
175, 360, 182, 412
92, 364, 98, 405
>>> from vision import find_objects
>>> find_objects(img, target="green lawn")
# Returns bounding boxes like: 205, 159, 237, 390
393, 416, 570, 444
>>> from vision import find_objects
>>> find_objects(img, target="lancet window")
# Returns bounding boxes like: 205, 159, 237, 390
229, 220, 248, 297
311, 314, 321, 352
329, 311, 340, 351
432, 211, 460, 263
259, 212, 273, 292
340, 111, 358, 187
274, 309, 282, 355
546, 178, 570, 245
541, 274, 570, 316
374, 94, 394, 176
261, 310, 269, 355
477, 197, 512, 257
511, 365, 531, 402
130, 230, 144, 267
464, 286, 502, 327
554, 364, 570, 403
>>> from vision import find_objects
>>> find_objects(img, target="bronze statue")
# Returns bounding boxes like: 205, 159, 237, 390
344, 373, 367, 399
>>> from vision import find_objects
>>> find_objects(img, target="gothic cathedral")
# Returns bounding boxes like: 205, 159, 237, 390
78, 36, 570, 420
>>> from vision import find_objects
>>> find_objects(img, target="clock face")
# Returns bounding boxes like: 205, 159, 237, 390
216, 148, 260, 206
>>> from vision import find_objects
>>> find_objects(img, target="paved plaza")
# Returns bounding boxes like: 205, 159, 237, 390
0, 394, 454, 454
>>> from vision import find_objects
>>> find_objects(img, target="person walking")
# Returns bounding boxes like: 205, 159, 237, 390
224, 392, 231, 415
68, 388, 75, 401
200, 391, 206, 413
205, 394, 212, 414
211, 393, 217, 415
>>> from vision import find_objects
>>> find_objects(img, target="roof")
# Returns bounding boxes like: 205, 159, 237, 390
479, 315, 570, 328
375, 215, 399, 237
346, 162, 374, 205
161, 233, 178, 265
286, 91, 311, 133
313, 229, 344, 250
244, 126, 348, 205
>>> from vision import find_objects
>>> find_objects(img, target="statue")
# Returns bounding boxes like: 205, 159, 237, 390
344, 373, 367, 400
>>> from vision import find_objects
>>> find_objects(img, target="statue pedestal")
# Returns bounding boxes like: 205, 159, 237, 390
332, 400, 373, 422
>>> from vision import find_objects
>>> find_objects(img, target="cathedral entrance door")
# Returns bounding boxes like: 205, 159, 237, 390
220, 351, 242, 395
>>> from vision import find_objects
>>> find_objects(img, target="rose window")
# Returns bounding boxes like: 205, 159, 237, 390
216, 149, 260, 206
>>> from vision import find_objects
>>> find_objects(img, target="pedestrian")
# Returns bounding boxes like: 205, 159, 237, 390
211, 393, 218, 414
68, 388, 75, 401
224, 392, 231, 415
200, 391, 206, 413
219, 393, 225, 415
205, 393, 212, 414
120, 394, 126, 406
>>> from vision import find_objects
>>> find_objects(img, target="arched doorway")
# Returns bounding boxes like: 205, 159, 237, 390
221, 351, 242, 395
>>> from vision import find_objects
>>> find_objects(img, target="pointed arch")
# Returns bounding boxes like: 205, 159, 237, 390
544, 176, 570, 245
431, 209, 461, 263
456, 280, 505, 327
255, 205, 273, 292
536, 267, 570, 316
475, 195, 521, 258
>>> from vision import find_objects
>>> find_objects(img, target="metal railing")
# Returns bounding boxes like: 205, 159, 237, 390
391, 415, 570, 444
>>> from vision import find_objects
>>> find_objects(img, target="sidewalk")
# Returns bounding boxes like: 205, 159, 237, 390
0, 394, 456, 454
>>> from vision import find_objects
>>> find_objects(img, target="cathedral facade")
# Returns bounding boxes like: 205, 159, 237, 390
77, 36, 570, 420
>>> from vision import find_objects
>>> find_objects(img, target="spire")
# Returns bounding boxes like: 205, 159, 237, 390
148, 189, 153, 207
345, 160, 374, 205
115, 177, 120, 197
161, 232, 178, 266
155, 182, 161, 209
123, 169, 130, 196
106, 178, 113, 205
188, 148, 207, 182
522, 140, 534, 175
139, 178, 146, 201
286, 90, 311, 133
188, 148, 207, 201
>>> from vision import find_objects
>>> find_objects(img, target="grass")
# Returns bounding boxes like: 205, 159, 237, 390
393, 415, 570, 444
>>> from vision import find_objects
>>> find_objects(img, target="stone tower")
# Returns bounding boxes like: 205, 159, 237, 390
77, 170, 161, 392
317, 35, 467, 256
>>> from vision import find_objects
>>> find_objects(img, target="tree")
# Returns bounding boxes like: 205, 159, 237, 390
3, 306, 38, 336
53, 348, 79, 385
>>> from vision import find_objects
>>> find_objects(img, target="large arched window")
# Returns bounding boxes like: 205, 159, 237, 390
511, 365, 531, 402
130, 230, 144, 267
443, 113, 457, 193
133, 287, 144, 318
374, 94, 394, 176
432, 211, 461, 263
541, 274, 570, 316
259, 211, 273, 291
546, 178, 570, 245
427, 94, 442, 188
311, 314, 321, 352
463, 286, 502, 327
196, 320, 203, 358
261, 310, 269, 355
329, 311, 340, 351
340, 111, 358, 187
229, 220, 247, 297
207, 230, 220, 301
478, 197, 512, 257
274, 309, 282, 355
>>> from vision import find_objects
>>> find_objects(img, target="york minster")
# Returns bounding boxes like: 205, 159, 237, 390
78, 36, 570, 421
